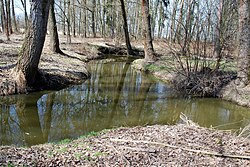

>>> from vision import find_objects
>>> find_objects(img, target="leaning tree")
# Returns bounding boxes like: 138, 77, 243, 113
12, 0, 51, 93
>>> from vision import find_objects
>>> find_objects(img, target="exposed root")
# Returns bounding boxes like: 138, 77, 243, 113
174, 68, 237, 97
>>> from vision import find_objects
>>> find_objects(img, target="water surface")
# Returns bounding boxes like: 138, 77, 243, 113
0, 58, 250, 146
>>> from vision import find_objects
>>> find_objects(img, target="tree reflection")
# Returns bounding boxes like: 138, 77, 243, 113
15, 95, 45, 146
2, 60, 250, 146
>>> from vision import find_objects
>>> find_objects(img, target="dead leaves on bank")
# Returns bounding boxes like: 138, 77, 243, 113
1, 124, 250, 166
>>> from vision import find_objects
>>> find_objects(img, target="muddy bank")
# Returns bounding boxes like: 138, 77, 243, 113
0, 42, 90, 95
1, 124, 250, 166
219, 81, 250, 107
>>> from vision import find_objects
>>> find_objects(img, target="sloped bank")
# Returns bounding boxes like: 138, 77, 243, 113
131, 59, 250, 107
0, 50, 90, 96
219, 81, 250, 107
0, 124, 250, 166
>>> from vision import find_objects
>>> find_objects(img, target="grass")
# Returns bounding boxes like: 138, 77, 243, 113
145, 63, 171, 72
93, 151, 106, 157
74, 153, 84, 160
80, 129, 111, 139
58, 138, 72, 144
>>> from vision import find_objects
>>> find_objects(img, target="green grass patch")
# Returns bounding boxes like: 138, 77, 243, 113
74, 153, 84, 160
80, 129, 111, 139
93, 151, 106, 157
145, 63, 173, 72
58, 138, 72, 144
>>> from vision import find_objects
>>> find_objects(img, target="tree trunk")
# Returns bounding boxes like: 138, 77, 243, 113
237, 0, 250, 86
66, 0, 71, 43
214, 0, 223, 69
5, 0, 12, 34
0, 0, 10, 40
92, 0, 96, 37
49, 0, 63, 54
151, 0, 159, 39
21, 0, 29, 29
170, 0, 177, 42
175, 0, 184, 42
141, 0, 155, 61
13, 0, 51, 93
62, 0, 66, 35
11, 0, 18, 32
119, 0, 133, 55
0, 1, 4, 32
83, 0, 87, 38
72, 0, 76, 37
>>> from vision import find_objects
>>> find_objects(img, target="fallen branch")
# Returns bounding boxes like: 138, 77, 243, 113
110, 138, 250, 160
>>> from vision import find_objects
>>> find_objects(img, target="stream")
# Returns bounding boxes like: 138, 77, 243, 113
1, 58, 250, 146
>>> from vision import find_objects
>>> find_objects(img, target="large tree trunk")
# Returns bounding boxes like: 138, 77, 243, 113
237, 0, 250, 86
12, 0, 51, 93
141, 0, 155, 61
49, 0, 63, 54
119, 0, 133, 55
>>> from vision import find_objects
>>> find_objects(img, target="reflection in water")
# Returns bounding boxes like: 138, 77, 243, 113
0, 59, 250, 146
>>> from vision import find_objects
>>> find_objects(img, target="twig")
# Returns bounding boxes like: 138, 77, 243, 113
110, 138, 250, 160
119, 146, 156, 153
106, 144, 131, 166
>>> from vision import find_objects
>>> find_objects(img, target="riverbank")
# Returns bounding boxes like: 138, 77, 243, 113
0, 34, 94, 95
1, 123, 250, 166
131, 50, 250, 107
1, 34, 248, 107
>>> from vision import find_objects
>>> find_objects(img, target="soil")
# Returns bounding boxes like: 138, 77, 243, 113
1, 124, 250, 166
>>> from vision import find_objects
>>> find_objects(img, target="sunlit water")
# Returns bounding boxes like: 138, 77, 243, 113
0, 58, 250, 146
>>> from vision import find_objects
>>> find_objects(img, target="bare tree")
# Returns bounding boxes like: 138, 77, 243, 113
119, 0, 133, 55
20, 0, 29, 29
142, 0, 155, 61
12, 0, 51, 93
5, 0, 12, 34
49, 0, 63, 54
92, 0, 96, 37
66, 0, 71, 43
11, 0, 18, 32
0, 0, 10, 40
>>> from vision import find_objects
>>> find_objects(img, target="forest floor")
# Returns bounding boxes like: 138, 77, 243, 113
1, 123, 250, 166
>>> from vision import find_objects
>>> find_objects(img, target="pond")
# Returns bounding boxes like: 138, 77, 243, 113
0, 58, 250, 146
